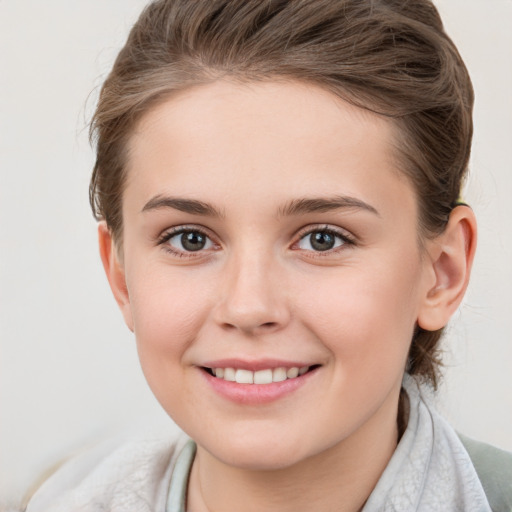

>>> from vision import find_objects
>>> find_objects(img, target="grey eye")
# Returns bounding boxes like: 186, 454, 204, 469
168, 231, 213, 252
298, 230, 344, 252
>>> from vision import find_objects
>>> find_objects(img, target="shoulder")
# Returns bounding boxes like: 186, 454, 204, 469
458, 433, 512, 512
26, 432, 190, 512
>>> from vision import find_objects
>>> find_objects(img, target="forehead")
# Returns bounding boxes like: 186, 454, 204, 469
125, 80, 414, 217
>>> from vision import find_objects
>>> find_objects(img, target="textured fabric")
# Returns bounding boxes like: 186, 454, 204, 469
166, 441, 196, 512
26, 436, 189, 512
363, 375, 492, 511
27, 376, 499, 511
458, 434, 512, 512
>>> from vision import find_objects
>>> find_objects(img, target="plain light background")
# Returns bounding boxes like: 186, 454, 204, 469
1, 0, 511, 506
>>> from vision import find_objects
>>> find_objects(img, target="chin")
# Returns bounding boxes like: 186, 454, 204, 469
196, 426, 322, 472
216, 444, 308, 471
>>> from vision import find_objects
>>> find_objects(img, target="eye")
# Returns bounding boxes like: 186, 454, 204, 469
160, 228, 215, 254
297, 228, 350, 252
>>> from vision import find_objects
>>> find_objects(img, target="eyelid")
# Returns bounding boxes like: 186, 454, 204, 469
156, 224, 210, 243
156, 224, 220, 257
155, 223, 355, 258
292, 224, 356, 252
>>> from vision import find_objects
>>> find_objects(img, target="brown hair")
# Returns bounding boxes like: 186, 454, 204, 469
89, 0, 474, 387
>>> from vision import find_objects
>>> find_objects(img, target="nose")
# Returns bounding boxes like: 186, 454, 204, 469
213, 251, 291, 336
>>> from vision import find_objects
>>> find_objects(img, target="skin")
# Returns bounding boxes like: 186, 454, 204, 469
99, 80, 476, 511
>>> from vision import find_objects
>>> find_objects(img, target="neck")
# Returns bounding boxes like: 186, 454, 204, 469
187, 396, 399, 512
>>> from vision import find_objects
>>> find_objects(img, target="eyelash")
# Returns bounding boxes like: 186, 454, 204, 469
157, 226, 218, 258
156, 224, 356, 258
293, 225, 356, 256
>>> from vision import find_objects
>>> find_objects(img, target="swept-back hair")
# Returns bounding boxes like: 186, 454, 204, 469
90, 0, 474, 387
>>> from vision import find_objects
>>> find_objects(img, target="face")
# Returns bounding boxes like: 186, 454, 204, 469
109, 80, 436, 470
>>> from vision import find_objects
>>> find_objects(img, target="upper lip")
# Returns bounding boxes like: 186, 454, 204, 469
200, 358, 316, 371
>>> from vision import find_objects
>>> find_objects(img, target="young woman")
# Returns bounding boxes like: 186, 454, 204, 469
26, 0, 512, 510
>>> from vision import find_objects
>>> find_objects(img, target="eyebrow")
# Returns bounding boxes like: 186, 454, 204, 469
141, 194, 379, 219
278, 196, 380, 217
141, 195, 224, 218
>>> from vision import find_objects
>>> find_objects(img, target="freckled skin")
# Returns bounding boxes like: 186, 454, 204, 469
104, 80, 449, 511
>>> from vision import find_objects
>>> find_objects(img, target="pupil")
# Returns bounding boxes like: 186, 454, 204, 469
311, 232, 335, 251
181, 232, 206, 251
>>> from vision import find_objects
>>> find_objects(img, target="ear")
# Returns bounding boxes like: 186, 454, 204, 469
98, 222, 134, 332
417, 205, 477, 331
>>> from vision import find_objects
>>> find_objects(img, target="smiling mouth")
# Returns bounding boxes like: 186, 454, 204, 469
202, 365, 320, 384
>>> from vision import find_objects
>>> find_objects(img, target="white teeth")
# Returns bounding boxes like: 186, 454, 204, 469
286, 367, 299, 379
235, 369, 254, 384
254, 369, 273, 384
224, 368, 236, 381
211, 366, 311, 384
273, 367, 287, 382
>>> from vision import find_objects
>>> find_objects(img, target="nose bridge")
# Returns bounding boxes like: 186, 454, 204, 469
215, 243, 289, 334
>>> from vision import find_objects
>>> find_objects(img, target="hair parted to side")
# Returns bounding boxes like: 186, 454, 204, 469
89, 0, 474, 388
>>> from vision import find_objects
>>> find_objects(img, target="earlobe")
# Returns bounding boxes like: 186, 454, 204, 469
98, 222, 134, 332
417, 205, 477, 331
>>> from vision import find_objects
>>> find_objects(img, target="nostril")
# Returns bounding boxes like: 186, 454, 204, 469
222, 322, 238, 331
221, 321, 278, 333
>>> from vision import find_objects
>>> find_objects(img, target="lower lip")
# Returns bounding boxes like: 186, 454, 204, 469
200, 368, 317, 405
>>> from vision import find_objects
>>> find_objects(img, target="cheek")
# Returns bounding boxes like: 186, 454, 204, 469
125, 268, 216, 417
128, 260, 210, 333
125, 263, 215, 381
297, 255, 422, 368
